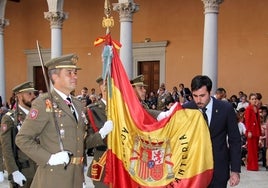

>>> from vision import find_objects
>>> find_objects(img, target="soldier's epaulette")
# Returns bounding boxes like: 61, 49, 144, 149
5, 110, 15, 121
87, 102, 99, 109
5, 111, 14, 117
39, 93, 50, 100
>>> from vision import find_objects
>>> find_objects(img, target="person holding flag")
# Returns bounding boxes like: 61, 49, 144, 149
130, 75, 177, 121
183, 75, 241, 188
86, 76, 110, 188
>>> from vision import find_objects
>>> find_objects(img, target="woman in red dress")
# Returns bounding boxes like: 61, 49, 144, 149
244, 93, 261, 171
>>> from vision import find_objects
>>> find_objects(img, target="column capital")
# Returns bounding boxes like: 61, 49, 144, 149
113, 2, 139, 22
202, 0, 224, 14
0, 18, 9, 34
44, 11, 68, 29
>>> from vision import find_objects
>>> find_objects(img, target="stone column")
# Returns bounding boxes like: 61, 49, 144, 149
201, 0, 223, 94
113, 1, 139, 79
45, 0, 68, 58
0, 0, 9, 104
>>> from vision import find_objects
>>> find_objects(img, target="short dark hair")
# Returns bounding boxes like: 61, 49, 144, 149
164, 95, 175, 106
256, 92, 262, 100
260, 106, 268, 112
216, 87, 226, 93
191, 75, 212, 93
82, 87, 88, 91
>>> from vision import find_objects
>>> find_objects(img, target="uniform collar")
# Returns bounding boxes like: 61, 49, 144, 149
101, 98, 107, 105
53, 87, 69, 100
18, 105, 29, 115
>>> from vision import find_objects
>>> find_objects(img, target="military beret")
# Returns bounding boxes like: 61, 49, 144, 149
130, 75, 147, 87
45, 54, 81, 71
96, 76, 103, 84
12, 81, 36, 94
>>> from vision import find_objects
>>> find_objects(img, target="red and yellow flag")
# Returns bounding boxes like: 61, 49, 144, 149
103, 39, 213, 188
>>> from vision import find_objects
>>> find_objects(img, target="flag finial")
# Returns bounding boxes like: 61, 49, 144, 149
103, 0, 114, 34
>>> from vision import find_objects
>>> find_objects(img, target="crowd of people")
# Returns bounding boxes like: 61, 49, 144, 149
0, 53, 266, 187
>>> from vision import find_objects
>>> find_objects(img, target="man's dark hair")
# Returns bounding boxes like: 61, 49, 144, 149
82, 87, 88, 91
256, 92, 262, 100
260, 105, 268, 112
191, 75, 212, 93
216, 87, 226, 93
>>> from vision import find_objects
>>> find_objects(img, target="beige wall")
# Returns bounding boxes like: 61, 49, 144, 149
3, 0, 268, 104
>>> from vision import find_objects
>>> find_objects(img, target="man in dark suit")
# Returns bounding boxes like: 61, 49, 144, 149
183, 75, 241, 188
179, 83, 192, 102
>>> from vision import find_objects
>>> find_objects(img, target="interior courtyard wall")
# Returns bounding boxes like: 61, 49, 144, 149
3, 0, 268, 104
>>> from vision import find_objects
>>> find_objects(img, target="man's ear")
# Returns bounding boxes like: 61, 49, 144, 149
51, 72, 59, 83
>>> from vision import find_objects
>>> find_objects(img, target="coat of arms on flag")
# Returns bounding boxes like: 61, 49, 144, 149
129, 136, 172, 182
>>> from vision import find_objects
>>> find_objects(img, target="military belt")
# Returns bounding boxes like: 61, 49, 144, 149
95, 146, 107, 151
70, 156, 84, 165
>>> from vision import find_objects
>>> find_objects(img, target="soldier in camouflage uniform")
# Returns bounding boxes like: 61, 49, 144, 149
130, 75, 178, 121
1, 81, 37, 187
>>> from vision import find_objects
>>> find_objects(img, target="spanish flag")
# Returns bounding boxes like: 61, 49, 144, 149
103, 36, 213, 188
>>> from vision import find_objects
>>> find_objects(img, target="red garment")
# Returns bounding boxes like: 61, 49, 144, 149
266, 123, 268, 147
245, 105, 261, 171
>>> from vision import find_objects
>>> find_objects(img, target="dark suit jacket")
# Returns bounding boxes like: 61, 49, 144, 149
180, 88, 192, 101
183, 97, 241, 186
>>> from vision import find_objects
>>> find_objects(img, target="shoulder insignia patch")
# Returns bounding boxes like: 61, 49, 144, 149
29, 109, 38, 119
6, 111, 13, 117
1, 124, 7, 132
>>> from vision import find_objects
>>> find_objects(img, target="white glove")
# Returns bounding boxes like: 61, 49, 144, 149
48, 151, 70, 166
12, 170, 26, 186
99, 120, 113, 139
83, 182, 86, 188
0, 171, 4, 182
157, 102, 178, 121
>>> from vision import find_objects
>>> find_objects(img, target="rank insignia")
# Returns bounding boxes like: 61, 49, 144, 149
81, 112, 88, 125
91, 151, 107, 181
91, 161, 104, 181
45, 99, 53, 112
1, 124, 7, 132
29, 109, 38, 119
